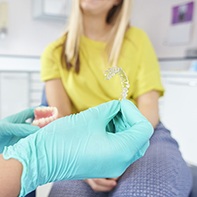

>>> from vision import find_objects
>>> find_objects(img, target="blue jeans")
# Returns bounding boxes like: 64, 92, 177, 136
49, 122, 193, 197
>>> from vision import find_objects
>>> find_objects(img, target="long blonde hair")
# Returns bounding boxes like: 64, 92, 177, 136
64, 0, 132, 73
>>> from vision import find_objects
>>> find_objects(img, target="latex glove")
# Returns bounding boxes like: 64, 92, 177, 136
86, 100, 153, 193
3, 99, 153, 197
0, 108, 39, 153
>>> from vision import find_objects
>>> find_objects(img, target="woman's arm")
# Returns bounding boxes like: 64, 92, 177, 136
45, 79, 72, 117
0, 155, 22, 197
136, 90, 160, 128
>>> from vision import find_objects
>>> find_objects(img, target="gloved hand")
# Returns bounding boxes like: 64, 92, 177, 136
0, 108, 39, 153
3, 99, 153, 197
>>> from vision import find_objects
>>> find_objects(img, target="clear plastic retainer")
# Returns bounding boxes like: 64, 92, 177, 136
104, 66, 130, 100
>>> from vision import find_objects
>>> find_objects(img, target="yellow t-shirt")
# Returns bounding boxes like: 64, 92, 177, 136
41, 27, 164, 113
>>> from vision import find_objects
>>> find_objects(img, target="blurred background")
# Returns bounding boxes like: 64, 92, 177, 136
0, 0, 197, 196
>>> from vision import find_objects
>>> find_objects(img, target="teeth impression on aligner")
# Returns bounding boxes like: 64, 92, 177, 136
104, 66, 130, 100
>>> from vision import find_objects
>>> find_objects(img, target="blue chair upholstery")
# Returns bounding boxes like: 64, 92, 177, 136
25, 190, 36, 197
41, 87, 48, 106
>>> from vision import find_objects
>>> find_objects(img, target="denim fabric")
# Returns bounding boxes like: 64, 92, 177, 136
49, 122, 192, 197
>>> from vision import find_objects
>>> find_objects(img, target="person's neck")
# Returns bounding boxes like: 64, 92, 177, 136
83, 15, 112, 42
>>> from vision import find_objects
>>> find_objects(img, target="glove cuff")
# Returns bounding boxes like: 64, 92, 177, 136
2, 141, 39, 197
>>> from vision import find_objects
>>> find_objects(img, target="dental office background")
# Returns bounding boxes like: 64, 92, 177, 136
0, 0, 197, 196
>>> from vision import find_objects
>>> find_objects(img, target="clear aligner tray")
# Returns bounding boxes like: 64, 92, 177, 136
104, 66, 130, 100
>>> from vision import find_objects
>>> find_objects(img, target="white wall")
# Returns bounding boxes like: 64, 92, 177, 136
0, 0, 196, 59
132, 0, 197, 59
0, 0, 66, 56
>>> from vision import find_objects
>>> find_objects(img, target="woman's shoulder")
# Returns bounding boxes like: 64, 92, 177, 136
124, 26, 149, 43
42, 35, 67, 59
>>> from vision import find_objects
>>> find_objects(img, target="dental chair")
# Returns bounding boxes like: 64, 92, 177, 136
26, 191, 36, 197
27, 88, 197, 197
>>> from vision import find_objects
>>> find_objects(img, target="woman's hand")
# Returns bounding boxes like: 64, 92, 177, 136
85, 178, 119, 192
0, 108, 39, 153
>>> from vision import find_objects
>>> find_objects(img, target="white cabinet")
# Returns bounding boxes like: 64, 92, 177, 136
160, 73, 197, 165
0, 56, 44, 118
0, 71, 43, 119
0, 72, 29, 118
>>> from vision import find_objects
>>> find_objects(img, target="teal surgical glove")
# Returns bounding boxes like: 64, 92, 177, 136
3, 99, 153, 197
0, 108, 39, 153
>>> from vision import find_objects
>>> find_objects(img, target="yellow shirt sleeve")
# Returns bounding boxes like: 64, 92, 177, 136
132, 30, 164, 99
40, 37, 65, 82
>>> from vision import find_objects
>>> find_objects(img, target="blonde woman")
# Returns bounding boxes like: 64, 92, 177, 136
41, 0, 192, 196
